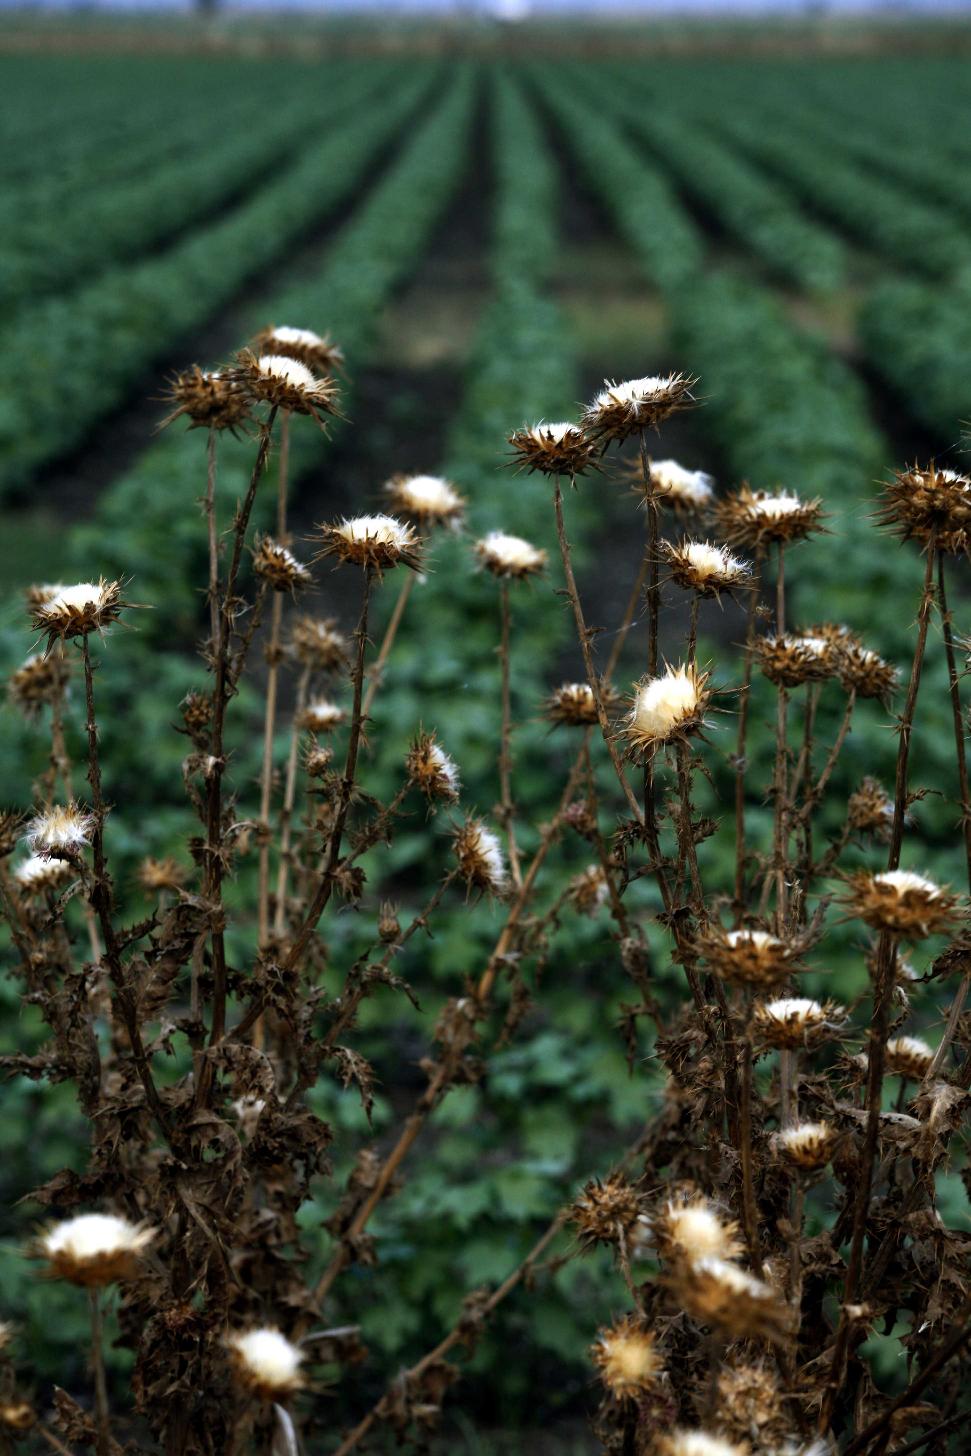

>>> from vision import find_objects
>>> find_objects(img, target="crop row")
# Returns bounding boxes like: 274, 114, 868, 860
572, 65, 848, 293
0, 62, 393, 314
0, 67, 439, 497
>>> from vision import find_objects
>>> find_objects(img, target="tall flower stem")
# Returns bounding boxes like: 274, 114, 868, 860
733, 546, 764, 916
497, 581, 522, 889
47, 649, 102, 963
89, 1288, 111, 1456
361, 571, 414, 722
257, 412, 292, 956
638, 430, 661, 677
819, 540, 937, 1435
205, 426, 220, 648
771, 543, 790, 930
273, 665, 311, 939
551, 476, 642, 823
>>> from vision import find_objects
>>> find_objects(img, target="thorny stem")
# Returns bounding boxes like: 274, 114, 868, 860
924, 554, 971, 1083
796, 690, 856, 828
603, 549, 650, 683
273, 664, 311, 938
818, 540, 938, 1436
198, 410, 277, 1102
275, 570, 374, 981
497, 581, 523, 889
552, 476, 643, 823
205, 426, 219, 648
48, 653, 102, 964
733, 546, 764, 916
257, 412, 292, 957
361, 570, 414, 723
738, 1024, 763, 1274
771, 543, 790, 929
686, 591, 700, 667
89, 1288, 110, 1456
638, 429, 661, 677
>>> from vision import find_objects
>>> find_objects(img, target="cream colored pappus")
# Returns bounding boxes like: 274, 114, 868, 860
226, 1326, 304, 1398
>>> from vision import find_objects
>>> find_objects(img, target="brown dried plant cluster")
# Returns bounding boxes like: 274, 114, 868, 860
0, 342, 969, 1456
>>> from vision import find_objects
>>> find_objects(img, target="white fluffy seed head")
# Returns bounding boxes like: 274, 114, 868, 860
727, 929, 779, 951
656, 1200, 741, 1262
596, 374, 682, 410
649, 459, 715, 508
629, 666, 706, 746
476, 531, 547, 579
427, 742, 460, 795
268, 326, 324, 349
226, 1327, 304, 1396
300, 699, 345, 734
875, 869, 941, 898
13, 854, 73, 893
750, 492, 806, 520
39, 1213, 155, 1285
255, 354, 317, 390
341, 515, 411, 548
659, 1431, 749, 1456
25, 804, 95, 857
454, 819, 508, 894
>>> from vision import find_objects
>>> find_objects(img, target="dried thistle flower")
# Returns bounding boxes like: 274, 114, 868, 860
755, 634, 837, 688
234, 350, 339, 425
652, 1192, 742, 1265
0, 810, 24, 859
507, 421, 595, 477
290, 616, 348, 674
406, 732, 460, 804
642, 458, 715, 512
698, 926, 804, 989
226, 1327, 304, 1399
160, 366, 252, 433
13, 854, 73, 896
317, 514, 421, 574
8, 652, 70, 715
879, 463, 971, 555
138, 857, 186, 894
298, 699, 346, 735
847, 779, 895, 839
657, 1430, 749, 1456
0, 1401, 35, 1432
384, 472, 465, 528
453, 818, 507, 896
675, 1256, 791, 1342
843, 869, 960, 939
544, 681, 619, 727
38, 1212, 155, 1287
251, 536, 312, 593
570, 1174, 643, 1251
581, 373, 697, 447
662, 539, 751, 597
30, 579, 126, 644
884, 1035, 936, 1081
716, 486, 823, 548
591, 1315, 662, 1398
774, 1121, 840, 1170
623, 664, 710, 758
180, 690, 212, 743
475, 530, 547, 580
717, 1363, 787, 1446
568, 865, 610, 916
253, 324, 343, 375
834, 641, 898, 703
752, 997, 845, 1050
25, 802, 95, 858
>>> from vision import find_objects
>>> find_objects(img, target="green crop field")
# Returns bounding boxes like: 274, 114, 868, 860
1, 27, 971, 1456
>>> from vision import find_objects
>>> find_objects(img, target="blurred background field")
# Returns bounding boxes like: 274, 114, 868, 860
2, 10, 971, 1448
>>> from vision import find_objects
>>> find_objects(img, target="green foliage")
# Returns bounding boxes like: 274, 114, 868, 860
859, 275, 971, 447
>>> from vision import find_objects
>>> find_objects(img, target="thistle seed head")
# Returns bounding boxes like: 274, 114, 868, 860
406, 732, 461, 804
847, 779, 895, 840
570, 1174, 643, 1250
662, 539, 752, 597
698, 926, 804, 989
581, 372, 697, 447
226, 1327, 304, 1399
716, 486, 823, 548
656, 1432, 749, 1456
591, 1315, 662, 1398
298, 699, 346, 735
13, 854, 73, 896
752, 997, 845, 1050
160, 366, 252, 433
384, 472, 465, 528
25, 802, 95, 858
641, 458, 715, 512
544, 681, 619, 727
623, 664, 709, 758
568, 865, 610, 916
8, 652, 70, 715
234, 350, 340, 424
652, 1192, 743, 1265
717, 1363, 787, 1446
507, 421, 595, 477
251, 536, 312, 593
252, 323, 343, 375
843, 869, 959, 939
290, 616, 349, 674
884, 1035, 936, 1081
138, 857, 187, 894
879, 463, 971, 555
38, 1212, 155, 1287
674, 1256, 792, 1342
30, 579, 126, 644
474, 530, 547, 581
774, 1121, 840, 1170
317, 514, 421, 574
453, 818, 507, 896
755, 634, 837, 688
